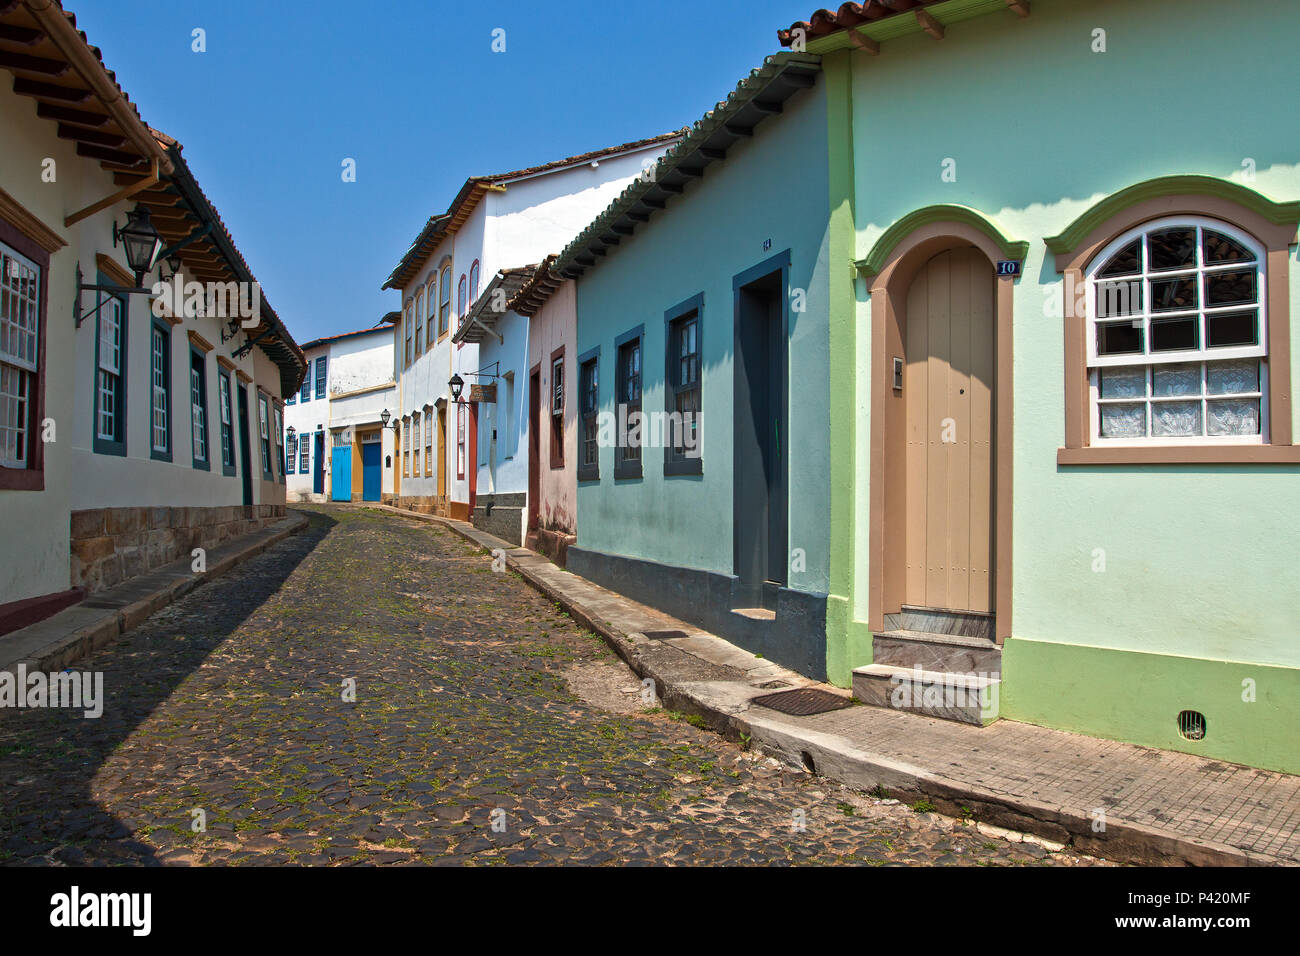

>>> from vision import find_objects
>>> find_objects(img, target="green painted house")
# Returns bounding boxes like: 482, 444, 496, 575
792, 0, 1300, 773
558, 0, 1300, 775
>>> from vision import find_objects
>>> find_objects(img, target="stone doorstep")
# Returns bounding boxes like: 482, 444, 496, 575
852, 664, 1000, 727
0, 513, 309, 675
364, 502, 1297, 866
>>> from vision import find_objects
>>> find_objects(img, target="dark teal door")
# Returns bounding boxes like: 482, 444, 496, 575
361, 441, 381, 501
331, 447, 351, 502
312, 432, 325, 494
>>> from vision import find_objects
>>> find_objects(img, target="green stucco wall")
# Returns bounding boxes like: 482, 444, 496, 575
828, 0, 1300, 768
574, 79, 832, 596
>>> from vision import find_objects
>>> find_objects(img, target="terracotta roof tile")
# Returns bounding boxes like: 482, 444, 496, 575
779, 0, 951, 47
382, 131, 686, 291
554, 52, 821, 278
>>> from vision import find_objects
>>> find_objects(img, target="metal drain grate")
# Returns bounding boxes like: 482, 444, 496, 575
642, 630, 688, 640
751, 687, 853, 716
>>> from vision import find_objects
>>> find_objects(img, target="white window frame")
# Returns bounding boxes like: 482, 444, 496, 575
191, 359, 207, 462
412, 411, 421, 477
258, 394, 271, 474
1, 243, 40, 468
424, 407, 433, 474
150, 324, 169, 453
97, 295, 125, 443
1086, 216, 1268, 446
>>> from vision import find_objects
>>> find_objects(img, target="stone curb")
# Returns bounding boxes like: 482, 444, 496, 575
368, 503, 1286, 867
1, 512, 310, 675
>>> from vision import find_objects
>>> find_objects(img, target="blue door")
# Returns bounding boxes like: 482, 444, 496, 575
331, 446, 351, 501
361, 441, 381, 501
312, 432, 325, 494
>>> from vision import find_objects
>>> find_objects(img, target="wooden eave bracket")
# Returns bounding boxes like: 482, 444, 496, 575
848, 29, 880, 55
64, 157, 159, 228
1005, 0, 1030, 17
916, 10, 945, 39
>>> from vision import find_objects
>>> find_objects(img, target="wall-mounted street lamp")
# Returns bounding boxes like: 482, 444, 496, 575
114, 205, 164, 286
380, 408, 392, 429
449, 362, 499, 402
286, 425, 296, 444
74, 204, 165, 328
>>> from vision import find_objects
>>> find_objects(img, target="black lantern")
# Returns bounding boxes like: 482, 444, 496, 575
166, 253, 183, 278
449, 373, 465, 402
379, 408, 391, 428
113, 205, 163, 286
286, 425, 296, 444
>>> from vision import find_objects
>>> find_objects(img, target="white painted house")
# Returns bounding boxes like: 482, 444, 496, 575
284, 324, 397, 504
382, 133, 682, 541
0, 2, 304, 635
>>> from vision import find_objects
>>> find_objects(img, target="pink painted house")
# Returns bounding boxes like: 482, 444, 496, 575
511, 258, 578, 565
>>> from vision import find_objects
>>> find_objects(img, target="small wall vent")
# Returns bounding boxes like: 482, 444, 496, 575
1178, 710, 1207, 741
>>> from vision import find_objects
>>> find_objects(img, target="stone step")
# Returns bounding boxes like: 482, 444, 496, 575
885, 605, 994, 641
852, 664, 1001, 726
872, 628, 1002, 674
731, 607, 775, 622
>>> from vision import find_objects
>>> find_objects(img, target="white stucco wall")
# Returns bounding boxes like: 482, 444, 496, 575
1, 87, 291, 606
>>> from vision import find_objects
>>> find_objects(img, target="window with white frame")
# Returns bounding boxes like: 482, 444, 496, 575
286, 433, 296, 473
401, 419, 409, 476
457, 403, 465, 478
503, 372, 516, 459
1, 243, 40, 468
425, 279, 436, 348
424, 408, 433, 474
412, 410, 421, 476
404, 300, 413, 366
150, 323, 170, 457
439, 263, 452, 336
415, 291, 424, 355
1087, 217, 1266, 443
299, 430, 310, 473
96, 293, 126, 449
273, 406, 284, 479
190, 351, 208, 465
258, 394, 272, 476
218, 371, 235, 470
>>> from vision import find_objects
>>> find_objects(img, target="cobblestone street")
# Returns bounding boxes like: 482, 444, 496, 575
0, 507, 1105, 866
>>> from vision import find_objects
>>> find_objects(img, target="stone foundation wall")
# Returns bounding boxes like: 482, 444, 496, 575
472, 493, 525, 546
384, 494, 447, 517
70, 504, 286, 595
529, 526, 576, 568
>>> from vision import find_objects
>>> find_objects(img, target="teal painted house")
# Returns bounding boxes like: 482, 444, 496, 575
557, 0, 1300, 774
555, 54, 833, 678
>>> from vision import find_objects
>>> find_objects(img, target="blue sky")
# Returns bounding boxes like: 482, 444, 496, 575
71, 0, 811, 343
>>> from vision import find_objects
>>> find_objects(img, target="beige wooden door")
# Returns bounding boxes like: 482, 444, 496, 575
904, 247, 994, 613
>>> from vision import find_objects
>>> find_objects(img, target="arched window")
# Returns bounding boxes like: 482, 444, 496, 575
457, 274, 467, 326
403, 299, 413, 367
439, 262, 452, 336
425, 277, 436, 348
469, 260, 481, 306
1087, 217, 1266, 443
414, 290, 424, 357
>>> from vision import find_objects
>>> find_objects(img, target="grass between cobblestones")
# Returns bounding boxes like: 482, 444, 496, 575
0, 506, 1105, 867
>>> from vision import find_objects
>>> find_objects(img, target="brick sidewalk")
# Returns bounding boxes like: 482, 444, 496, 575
377, 504, 1300, 866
